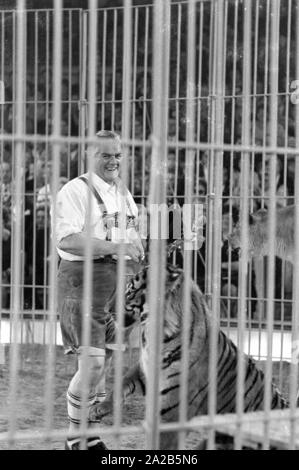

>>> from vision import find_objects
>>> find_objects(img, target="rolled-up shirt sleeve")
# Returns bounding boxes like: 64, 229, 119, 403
55, 181, 87, 244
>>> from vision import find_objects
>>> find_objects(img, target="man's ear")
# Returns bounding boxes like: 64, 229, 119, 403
249, 208, 268, 224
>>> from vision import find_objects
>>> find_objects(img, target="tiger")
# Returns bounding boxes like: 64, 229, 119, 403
91, 263, 289, 450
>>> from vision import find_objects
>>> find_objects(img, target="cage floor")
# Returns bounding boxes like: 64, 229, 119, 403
0, 344, 296, 450
0, 344, 203, 450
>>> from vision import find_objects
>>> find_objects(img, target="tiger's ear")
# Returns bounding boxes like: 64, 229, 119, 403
249, 208, 268, 224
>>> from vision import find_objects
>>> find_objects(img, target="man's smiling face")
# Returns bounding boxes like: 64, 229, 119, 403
93, 138, 123, 184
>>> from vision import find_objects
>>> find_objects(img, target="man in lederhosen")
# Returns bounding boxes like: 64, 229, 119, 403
55, 130, 144, 450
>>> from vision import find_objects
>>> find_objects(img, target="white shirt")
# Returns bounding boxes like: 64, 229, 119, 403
54, 172, 139, 261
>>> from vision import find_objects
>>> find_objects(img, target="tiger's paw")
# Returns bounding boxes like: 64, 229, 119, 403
88, 401, 112, 422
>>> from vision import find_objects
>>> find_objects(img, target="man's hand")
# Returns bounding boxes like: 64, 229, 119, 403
88, 394, 114, 423
131, 237, 145, 261
123, 242, 143, 263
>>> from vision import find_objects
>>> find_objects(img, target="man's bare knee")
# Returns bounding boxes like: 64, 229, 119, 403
89, 362, 105, 388
77, 350, 106, 389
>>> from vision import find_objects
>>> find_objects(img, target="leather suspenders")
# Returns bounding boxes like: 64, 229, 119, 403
79, 175, 137, 240
79, 175, 108, 216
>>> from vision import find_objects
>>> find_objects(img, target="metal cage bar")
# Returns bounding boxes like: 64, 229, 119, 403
289, 0, 299, 450
178, 0, 196, 450
7, 0, 26, 446
112, 0, 133, 450
43, 0, 62, 445
145, 0, 170, 450
76, 0, 98, 450
262, 0, 280, 451
207, 0, 225, 450
234, 0, 252, 450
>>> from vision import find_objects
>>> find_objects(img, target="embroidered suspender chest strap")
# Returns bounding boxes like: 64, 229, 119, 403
79, 176, 137, 237
79, 175, 108, 216
79, 175, 135, 215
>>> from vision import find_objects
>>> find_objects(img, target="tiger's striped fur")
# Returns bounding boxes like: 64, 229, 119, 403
100, 264, 288, 449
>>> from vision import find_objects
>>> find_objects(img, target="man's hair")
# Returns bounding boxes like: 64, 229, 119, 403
96, 130, 121, 141
87, 130, 121, 159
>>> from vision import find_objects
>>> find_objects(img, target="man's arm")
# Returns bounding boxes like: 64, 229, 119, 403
58, 233, 142, 262
58, 233, 117, 257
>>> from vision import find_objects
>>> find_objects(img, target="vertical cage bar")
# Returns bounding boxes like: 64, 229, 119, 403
263, 0, 280, 450
141, 6, 149, 207
43, 10, 51, 317
204, 0, 216, 305
222, 0, 228, 109
173, 3, 181, 205
247, 0, 259, 331
7, 0, 26, 444
0, 12, 4, 329
193, 0, 204, 286
31, 10, 38, 316
178, 0, 196, 450
43, 0, 63, 443
225, 0, 239, 334
234, 0, 251, 450
277, 0, 291, 380
207, 0, 225, 450
111, 9, 117, 130
112, 0, 133, 450
278, 0, 292, 391
131, 7, 138, 194
289, 0, 299, 450
79, 10, 88, 175
251, 0, 259, 210
100, 9, 107, 128
67, 10, 73, 179
261, 0, 270, 203
145, 0, 170, 450
9, 11, 15, 345
254, 0, 270, 352
77, 0, 98, 449
20, 9, 27, 330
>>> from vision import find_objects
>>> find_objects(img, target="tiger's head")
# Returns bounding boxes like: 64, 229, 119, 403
108, 264, 209, 339
105, 264, 184, 330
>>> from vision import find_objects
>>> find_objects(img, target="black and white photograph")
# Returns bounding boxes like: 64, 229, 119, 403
0, 0, 298, 453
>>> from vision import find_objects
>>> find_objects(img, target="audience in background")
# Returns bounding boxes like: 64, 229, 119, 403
33, 206, 51, 309
0, 143, 69, 309
0, 160, 12, 308
0, 81, 296, 320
